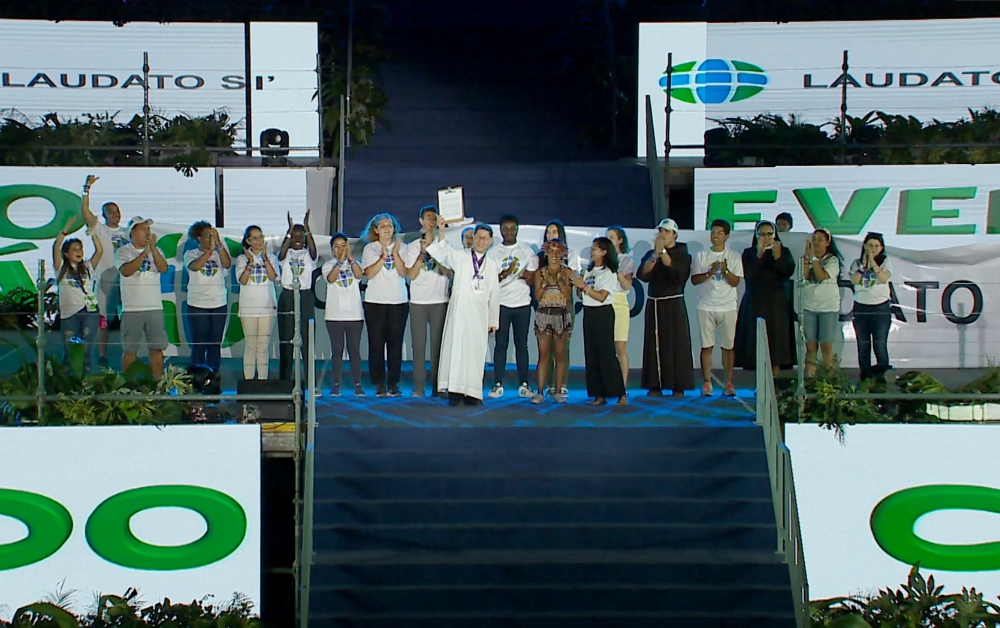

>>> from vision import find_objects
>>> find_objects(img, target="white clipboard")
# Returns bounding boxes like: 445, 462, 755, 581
437, 186, 465, 223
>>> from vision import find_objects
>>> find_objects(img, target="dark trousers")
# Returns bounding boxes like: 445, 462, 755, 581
187, 304, 228, 372
326, 319, 364, 387
364, 302, 409, 387
583, 305, 626, 399
493, 304, 531, 386
278, 288, 316, 382
410, 302, 447, 393
853, 301, 891, 378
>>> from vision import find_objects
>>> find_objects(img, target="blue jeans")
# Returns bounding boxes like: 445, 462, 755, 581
63, 310, 100, 374
852, 301, 891, 378
187, 304, 228, 372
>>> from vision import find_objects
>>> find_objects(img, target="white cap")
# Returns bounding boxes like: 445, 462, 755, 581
127, 216, 153, 232
656, 218, 679, 233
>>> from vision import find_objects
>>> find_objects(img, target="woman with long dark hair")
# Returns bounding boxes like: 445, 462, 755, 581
850, 232, 892, 380
324, 233, 365, 396
734, 220, 796, 376
53, 225, 104, 373
572, 237, 626, 405
801, 228, 843, 377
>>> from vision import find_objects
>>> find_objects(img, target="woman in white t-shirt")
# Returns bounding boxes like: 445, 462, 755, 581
236, 225, 279, 380
571, 237, 627, 406
850, 232, 893, 380
323, 233, 365, 397
185, 221, 232, 372
361, 213, 409, 397
606, 226, 634, 389
53, 226, 104, 374
800, 228, 843, 377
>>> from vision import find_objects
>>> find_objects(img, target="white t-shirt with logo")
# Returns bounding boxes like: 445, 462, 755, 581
322, 259, 364, 321
581, 265, 618, 307
489, 242, 538, 308
692, 247, 744, 312
115, 244, 162, 312
279, 248, 316, 291
850, 257, 893, 306
614, 254, 635, 293
184, 249, 228, 309
235, 252, 278, 317
361, 242, 408, 304
403, 238, 449, 305
801, 255, 842, 313
59, 262, 99, 319
91, 222, 130, 276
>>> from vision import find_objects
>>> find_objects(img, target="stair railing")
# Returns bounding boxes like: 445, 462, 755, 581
755, 317, 809, 628
297, 320, 318, 628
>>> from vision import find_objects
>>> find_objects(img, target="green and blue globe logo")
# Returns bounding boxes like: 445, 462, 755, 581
660, 59, 768, 104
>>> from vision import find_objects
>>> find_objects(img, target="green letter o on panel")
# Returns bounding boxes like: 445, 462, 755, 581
85, 485, 247, 571
0, 185, 82, 240
870, 484, 1000, 572
0, 488, 73, 571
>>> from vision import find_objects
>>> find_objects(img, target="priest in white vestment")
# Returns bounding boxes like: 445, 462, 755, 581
427, 222, 500, 406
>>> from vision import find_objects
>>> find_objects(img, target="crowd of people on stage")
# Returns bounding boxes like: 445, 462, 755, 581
53, 175, 895, 406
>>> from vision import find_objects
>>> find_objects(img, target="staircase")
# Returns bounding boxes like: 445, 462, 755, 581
307, 425, 797, 627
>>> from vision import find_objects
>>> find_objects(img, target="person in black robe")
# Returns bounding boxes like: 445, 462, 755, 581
636, 218, 694, 397
734, 220, 797, 374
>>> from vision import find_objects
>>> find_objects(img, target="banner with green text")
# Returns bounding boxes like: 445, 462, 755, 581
695, 164, 1000, 250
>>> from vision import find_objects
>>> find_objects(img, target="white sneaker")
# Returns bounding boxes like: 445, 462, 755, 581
488, 383, 504, 398
560, 386, 569, 396
313, 388, 323, 398
518, 382, 533, 398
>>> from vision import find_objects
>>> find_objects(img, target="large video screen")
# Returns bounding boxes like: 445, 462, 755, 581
0, 20, 319, 155
639, 19, 1000, 157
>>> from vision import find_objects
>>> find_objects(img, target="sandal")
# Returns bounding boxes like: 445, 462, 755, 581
588, 397, 607, 406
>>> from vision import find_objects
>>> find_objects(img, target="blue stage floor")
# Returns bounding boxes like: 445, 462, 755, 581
315, 388, 758, 428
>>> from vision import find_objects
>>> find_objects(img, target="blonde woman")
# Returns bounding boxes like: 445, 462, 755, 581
360, 212, 409, 397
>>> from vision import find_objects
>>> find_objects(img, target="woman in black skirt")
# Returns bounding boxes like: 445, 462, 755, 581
571, 237, 627, 406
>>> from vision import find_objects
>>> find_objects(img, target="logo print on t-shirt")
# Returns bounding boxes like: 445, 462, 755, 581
111, 234, 128, 251
384, 255, 395, 271
422, 252, 437, 272
249, 261, 268, 284
585, 274, 596, 289
861, 268, 876, 289
290, 257, 306, 276
336, 270, 354, 288
501, 254, 519, 274
138, 257, 152, 273
200, 259, 220, 277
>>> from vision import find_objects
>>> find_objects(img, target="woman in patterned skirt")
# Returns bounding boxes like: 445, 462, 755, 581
532, 238, 573, 403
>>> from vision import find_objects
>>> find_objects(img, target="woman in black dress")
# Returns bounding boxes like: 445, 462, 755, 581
636, 218, 694, 397
734, 220, 796, 375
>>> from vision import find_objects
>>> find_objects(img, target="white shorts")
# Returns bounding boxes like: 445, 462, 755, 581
697, 309, 737, 350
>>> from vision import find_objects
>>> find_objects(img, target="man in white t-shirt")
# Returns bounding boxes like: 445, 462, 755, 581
80, 175, 130, 369
691, 219, 743, 397
487, 214, 538, 398
115, 217, 169, 378
404, 206, 452, 398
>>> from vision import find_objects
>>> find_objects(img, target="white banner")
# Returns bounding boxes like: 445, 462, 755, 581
695, 164, 1000, 250
0, 425, 261, 618
0, 19, 319, 153
0, 166, 990, 370
787, 424, 1000, 600
639, 19, 1000, 157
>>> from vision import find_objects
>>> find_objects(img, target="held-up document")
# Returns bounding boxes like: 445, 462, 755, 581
438, 186, 465, 223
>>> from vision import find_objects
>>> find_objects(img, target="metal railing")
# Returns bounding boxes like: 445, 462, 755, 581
755, 317, 809, 628
3, 260, 318, 627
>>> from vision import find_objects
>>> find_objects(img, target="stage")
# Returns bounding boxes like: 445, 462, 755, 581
312, 386, 757, 428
